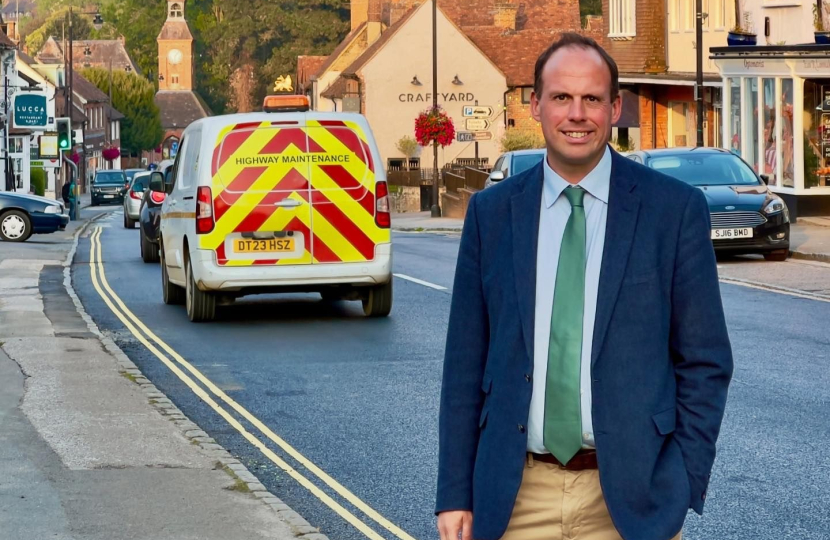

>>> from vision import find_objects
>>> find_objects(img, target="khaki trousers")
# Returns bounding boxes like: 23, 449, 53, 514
500, 455, 682, 540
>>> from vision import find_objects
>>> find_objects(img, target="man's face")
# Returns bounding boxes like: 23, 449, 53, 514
530, 46, 621, 181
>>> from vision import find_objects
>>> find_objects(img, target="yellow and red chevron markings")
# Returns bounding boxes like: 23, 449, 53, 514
199, 120, 389, 266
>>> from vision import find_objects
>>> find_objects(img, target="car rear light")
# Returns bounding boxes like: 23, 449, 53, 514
375, 181, 390, 228
196, 186, 215, 234
129, 190, 143, 200
150, 191, 166, 204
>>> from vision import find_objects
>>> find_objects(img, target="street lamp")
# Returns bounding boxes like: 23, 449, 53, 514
430, 0, 440, 217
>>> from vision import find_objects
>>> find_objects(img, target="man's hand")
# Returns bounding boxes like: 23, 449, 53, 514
437, 510, 473, 540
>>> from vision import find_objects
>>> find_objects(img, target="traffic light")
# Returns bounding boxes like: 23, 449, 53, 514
56, 118, 71, 151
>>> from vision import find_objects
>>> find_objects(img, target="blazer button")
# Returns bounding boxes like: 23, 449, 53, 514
518, 424, 525, 433
524, 374, 532, 383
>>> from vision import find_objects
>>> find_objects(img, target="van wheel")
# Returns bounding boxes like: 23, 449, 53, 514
362, 281, 392, 317
185, 258, 215, 322
763, 249, 789, 262
141, 233, 159, 263
161, 247, 185, 305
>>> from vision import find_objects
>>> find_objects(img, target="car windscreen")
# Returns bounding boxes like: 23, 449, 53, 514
647, 154, 760, 186
94, 172, 126, 185
512, 153, 545, 176
125, 170, 142, 181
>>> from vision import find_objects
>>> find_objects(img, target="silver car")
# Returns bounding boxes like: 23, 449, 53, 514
485, 148, 546, 188
123, 171, 151, 229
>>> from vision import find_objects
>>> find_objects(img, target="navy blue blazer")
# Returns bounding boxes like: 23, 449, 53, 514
436, 149, 733, 540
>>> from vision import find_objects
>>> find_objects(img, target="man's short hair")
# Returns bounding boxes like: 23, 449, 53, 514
533, 32, 620, 102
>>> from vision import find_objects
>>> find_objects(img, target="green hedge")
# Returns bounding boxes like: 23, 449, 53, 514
30, 168, 46, 196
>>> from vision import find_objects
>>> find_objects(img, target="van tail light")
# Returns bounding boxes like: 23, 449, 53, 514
150, 191, 166, 204
196, 186, 215, 234
375, 181, 391, 228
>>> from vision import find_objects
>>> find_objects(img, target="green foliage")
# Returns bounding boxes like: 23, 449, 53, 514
500, 129, 546, 152
81, 68, 164, 154
579, 0, 602, 27
396, 136, 420, 159
30, 168, 46, 196
99, 0, 167, 83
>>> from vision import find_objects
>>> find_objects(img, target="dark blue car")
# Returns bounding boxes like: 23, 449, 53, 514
0, 192, 70, 242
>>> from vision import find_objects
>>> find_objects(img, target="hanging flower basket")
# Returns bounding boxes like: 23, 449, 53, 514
103, 146, 121, 161
70, 152, 80, 164
414, 106, 455, 148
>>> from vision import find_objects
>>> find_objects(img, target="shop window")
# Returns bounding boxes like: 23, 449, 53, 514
745, 78, 759, 172
10, 137, 23, 153
609, 0, 636, 37
728, 78, 741, 157
669, 101, 694, 147
803, 79, 830, 189
762, 78, 778, 186
521, 87, 533, 104
782, 79, 794, 188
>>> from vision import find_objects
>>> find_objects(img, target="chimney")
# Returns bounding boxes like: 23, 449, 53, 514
366, 0, 382, 41
493, 3, 518, 31
351, 0, 369, 30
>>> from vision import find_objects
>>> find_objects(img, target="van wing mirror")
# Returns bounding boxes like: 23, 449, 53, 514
489, 170, 505, 182
164, 170, 175, 195
148, 171, 165, 193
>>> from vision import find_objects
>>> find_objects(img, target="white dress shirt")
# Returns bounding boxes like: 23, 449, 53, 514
526, 147, 611, 453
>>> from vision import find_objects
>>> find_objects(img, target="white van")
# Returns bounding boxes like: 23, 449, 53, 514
153, 95, 392, 322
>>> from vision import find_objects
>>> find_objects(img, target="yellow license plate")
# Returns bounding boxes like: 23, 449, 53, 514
233, 238, 295, 254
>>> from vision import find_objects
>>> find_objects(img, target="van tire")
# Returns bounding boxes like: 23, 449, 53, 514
185, 258, 215, 322
362, 281, 392, 317
141, 233, 159, 263
161, 246, 185, 305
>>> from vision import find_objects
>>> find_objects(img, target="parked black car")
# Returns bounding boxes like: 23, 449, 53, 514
626, 147, 790, 261
90, 170, 128, 206
0, 192, 69, 242
138, 167, 172, 263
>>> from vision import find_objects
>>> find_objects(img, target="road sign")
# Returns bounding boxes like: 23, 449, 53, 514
466, 118, 490, 131
457, 132, 475, 142
473, 131, 493, 141
463, 106, 494, 118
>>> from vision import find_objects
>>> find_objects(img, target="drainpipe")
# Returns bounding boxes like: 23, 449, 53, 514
651, 86, 657, 149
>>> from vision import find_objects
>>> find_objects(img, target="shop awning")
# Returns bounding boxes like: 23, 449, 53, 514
613, 88, 640, 129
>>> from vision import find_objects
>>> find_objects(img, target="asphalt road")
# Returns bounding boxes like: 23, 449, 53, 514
71, 210, 830, 540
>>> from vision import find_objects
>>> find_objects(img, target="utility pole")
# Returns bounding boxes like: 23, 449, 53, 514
695, 0, 705, 147
430, 0, 441, 217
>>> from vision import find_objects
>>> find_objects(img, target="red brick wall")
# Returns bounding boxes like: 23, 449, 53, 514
602, 0, 666, 74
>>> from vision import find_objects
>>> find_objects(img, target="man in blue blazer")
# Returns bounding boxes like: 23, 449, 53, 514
436, 33, 733, 540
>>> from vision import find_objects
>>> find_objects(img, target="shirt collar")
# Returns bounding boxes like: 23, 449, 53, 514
542, 145, 612, 208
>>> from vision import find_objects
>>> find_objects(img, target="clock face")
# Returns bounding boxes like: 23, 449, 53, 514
167, 48, 183, 65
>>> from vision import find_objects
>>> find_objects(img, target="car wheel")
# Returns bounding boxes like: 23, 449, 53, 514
185, 257, 215, 322
763, 249, 789, 262
160, 246, 185, 305
141, 232, 159, 263
0, 210, 32, 242
362, 280, 392, 317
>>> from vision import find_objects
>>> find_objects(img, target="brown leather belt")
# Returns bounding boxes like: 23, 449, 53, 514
529, 450, 598, 471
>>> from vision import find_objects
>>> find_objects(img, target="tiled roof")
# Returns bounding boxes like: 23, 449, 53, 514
0, 29, 15, 48
320, 77, 348, 99
37, 36, 63, 63
297, 55, 327, 91
312, 22, 367, 80
107, 104, 125, 121
463, 27, 562, 86
1, 0, 35, 16
342, 5, 419, 77
71, 72, 109, 102
158, 20, 193, 41
154, 91, 209, 129
72, 40, 140, 74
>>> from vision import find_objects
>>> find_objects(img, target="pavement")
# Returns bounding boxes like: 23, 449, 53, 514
391, 211, 830, 262
0, 203, 317, 540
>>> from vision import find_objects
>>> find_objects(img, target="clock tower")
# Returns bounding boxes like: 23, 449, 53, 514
157, 0, 193, 91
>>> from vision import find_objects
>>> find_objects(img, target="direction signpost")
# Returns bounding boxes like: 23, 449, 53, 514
463, 105, 494, 118
465, 118, 490, 131
461, 104, 495, 164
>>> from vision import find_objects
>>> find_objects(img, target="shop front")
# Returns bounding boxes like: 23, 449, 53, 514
712, 46, 830, 217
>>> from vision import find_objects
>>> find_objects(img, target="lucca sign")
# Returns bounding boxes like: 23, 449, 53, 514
14, 93, 48, 128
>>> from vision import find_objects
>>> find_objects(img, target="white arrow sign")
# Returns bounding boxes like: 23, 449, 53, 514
463, 106, 494, 118
466, 118, 490, 131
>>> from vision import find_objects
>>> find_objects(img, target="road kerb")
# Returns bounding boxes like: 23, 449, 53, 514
63, 215, 330, 540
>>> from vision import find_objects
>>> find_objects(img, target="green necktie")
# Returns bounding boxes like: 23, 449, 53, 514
543, 186, 586, 465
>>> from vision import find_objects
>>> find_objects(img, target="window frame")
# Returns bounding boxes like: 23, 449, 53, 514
609, 0, 637, 38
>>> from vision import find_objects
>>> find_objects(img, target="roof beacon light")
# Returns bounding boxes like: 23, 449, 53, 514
263, 95, 310, 113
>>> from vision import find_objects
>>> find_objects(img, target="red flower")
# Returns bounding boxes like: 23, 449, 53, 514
414, 106, 455, 148
70, 152, 80, 164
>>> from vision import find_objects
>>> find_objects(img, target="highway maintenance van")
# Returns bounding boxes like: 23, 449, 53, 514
155, 95, 392, 322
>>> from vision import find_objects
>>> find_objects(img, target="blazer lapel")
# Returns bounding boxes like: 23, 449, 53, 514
592, 152, 640, 367
511, 164, 544, 363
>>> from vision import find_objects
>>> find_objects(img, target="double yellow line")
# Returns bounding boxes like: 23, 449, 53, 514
88, 227, 416, 540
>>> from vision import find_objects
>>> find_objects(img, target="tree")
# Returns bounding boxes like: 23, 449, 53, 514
99, 0, 167, 80
578, 0, 602, 27
25, 7, 94, 54
81, 68, 164, 155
